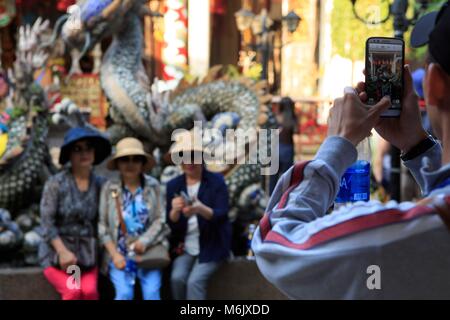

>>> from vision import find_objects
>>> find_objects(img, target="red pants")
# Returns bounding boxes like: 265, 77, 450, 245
43, 266, 99, 300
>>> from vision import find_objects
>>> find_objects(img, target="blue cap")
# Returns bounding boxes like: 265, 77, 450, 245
412, 68, 425, 99
59, 126, 111, 165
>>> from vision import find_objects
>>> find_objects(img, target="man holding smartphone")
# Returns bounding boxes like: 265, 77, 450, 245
252, 1, 450, 299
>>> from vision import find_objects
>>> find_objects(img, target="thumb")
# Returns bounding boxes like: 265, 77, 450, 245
403, 64, 414, 96
368, 96, 391, 119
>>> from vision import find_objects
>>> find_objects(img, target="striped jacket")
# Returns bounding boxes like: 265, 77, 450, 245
252, 136, 450, 299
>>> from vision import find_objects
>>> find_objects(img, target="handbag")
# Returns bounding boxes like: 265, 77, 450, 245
51, 235, 97, 269
112, 189, 171, 269
133, 243, 171, 269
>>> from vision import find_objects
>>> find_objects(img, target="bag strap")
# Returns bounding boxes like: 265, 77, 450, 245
155, 185, 161, 218
112, 189, 127, 236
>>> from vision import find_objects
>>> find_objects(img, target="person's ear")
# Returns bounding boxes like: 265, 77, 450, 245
425, 63, 448, 107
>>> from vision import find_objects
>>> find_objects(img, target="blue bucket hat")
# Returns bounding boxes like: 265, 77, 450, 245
59, 126, 112, 165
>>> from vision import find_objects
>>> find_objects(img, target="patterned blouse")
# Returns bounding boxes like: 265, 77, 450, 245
117, 184, 150, 256
38, 168, 105, 268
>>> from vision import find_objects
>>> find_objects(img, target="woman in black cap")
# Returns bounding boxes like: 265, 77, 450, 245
38, 126, 111, 300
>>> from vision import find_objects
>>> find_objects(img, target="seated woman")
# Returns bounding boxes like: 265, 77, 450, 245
166, 131, 231, 300
98, 137, 170, 300
39, 126, 111, 300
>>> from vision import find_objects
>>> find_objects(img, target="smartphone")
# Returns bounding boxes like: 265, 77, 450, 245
365, 37, 404, 117
177, 191, 193, 205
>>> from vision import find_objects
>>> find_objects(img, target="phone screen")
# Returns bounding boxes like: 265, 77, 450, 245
365, 37, 404, 117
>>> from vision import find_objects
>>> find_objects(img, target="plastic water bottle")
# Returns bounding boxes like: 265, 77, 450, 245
335, 138, 371, 207
246, 224, 256, 260
125, 250, 137, 286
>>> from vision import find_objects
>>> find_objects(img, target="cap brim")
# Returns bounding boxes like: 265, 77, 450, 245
411, 11, 439, 48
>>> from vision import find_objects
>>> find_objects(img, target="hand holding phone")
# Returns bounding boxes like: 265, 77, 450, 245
365, 37, 404, 117
180, 191, 194, 206
327, 87, 391, 146
373, 65, 430, 153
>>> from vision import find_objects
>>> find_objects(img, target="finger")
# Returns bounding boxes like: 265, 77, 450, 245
343, 86, 357, 96
403, 64, 418, 103
368, 96, 391, 120
355, 81, 365, 94
362, 69, 366, 76
403, 64, 412, 90
359, 91, 368, 102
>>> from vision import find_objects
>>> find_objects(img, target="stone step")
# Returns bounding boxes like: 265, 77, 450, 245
0, 259, 287, 300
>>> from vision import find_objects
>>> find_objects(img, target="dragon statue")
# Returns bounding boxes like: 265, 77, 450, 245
0, 19, 57, 263
0, 0, 277, 260
58, 0, 277, 224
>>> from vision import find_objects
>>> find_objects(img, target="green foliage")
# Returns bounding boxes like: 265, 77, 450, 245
243, 63, 263, 81
331, 0, 446, 63
331, 0, 393, 62
10, 107, 26, 120
225, 65, 241, 79
32, 105, 44, 113
225, 63, 262, 81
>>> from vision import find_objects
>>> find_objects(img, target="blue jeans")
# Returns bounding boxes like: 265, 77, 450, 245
109, 261, 162, 300
170, 254, 221, 300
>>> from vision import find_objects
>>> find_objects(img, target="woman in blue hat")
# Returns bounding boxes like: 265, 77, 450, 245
38, 126, 111, 300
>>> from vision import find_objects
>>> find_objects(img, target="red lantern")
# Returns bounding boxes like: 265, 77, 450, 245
210, 0, 226, 15
56, 0, 76, 12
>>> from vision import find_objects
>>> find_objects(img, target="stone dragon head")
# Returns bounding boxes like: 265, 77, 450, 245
55, 0, 152, 57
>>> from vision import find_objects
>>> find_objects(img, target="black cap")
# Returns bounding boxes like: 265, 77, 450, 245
410, 1, 450, 75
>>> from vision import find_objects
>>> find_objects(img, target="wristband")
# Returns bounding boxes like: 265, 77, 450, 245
400, 135, 437, 161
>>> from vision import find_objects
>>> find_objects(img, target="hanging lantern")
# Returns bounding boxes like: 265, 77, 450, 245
282, 10, 301, 34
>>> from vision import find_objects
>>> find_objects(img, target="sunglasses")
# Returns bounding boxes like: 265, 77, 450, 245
72, 144, 94, 153
117, 156, 146, 164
